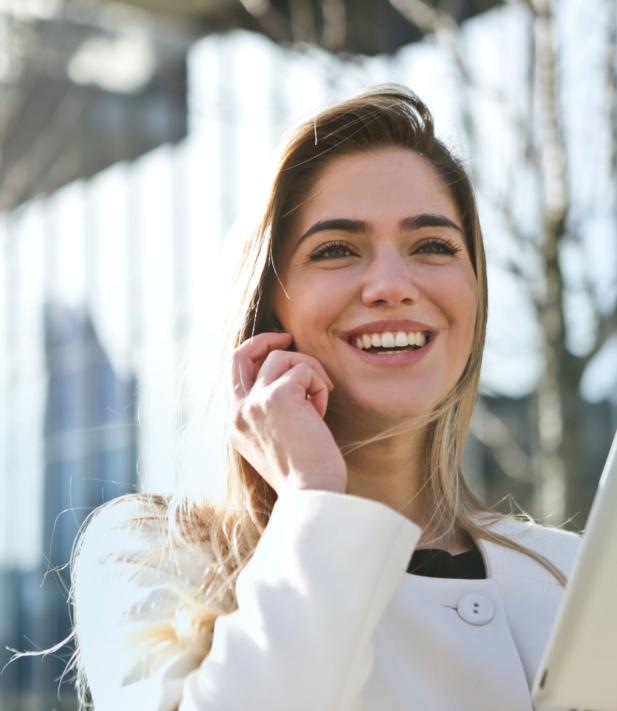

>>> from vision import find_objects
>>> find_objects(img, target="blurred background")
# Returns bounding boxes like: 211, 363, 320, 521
0, 0, 616, 708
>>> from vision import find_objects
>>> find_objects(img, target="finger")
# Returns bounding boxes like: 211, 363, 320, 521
230, 333, 293, 401
256, 350, 333, 392
276, 362, 330, 418
237, 332, 293, 363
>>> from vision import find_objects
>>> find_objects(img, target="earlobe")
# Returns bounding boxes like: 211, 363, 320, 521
268, 312, 287, 335
269, 313, 297, 351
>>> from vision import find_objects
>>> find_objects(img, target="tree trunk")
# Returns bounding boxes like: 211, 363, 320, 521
531, 0, 570, 524
531, 0, 595, 529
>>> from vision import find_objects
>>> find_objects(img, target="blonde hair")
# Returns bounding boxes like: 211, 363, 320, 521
69, 84, 566, 706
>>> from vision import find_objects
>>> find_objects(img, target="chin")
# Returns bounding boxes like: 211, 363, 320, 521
331, 386, 441, 426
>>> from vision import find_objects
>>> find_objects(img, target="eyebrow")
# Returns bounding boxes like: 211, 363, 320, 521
294, 218, 369, 251
293, 213, 463, 253
400, 214, 463, 234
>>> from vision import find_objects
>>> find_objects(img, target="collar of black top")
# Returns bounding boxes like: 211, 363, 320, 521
407, 549, 487, 580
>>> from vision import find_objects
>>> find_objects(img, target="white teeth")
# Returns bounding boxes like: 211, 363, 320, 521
381, 332, 395, 348
352, 330, 429, 350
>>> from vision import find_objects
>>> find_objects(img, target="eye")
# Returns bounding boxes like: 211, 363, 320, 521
308, 240, 356, 261
416, 237, 462, 256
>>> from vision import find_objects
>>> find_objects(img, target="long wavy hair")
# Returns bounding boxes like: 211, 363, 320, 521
69, 84, 565, 707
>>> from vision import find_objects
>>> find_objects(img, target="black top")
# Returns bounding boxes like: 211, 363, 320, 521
407, 549, 487, 579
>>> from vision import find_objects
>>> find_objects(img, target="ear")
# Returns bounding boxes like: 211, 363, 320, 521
268, 312, 286, 334
267, 312, 297, 352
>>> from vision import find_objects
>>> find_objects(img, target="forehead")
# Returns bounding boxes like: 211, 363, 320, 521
295, 148, 461, 232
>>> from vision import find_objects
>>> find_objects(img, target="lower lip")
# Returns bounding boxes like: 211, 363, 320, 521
342, 336, 436, 367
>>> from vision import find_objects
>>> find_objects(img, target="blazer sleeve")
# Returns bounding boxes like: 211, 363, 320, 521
74, 490, 421, 711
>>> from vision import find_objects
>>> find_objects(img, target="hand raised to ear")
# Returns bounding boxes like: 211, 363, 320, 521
228, 332, 347, 497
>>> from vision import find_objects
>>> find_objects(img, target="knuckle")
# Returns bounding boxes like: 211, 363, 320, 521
246, 396, 266, 419
264, 350, 284, 366
299, 353, 319, 367
229, 408, 248, 434
293, 362, 312, 378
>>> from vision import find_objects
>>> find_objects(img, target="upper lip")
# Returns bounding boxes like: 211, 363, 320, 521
341, 319, 436, 341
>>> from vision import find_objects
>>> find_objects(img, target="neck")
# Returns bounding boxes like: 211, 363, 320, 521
326, 411, 475, 555
345, 429, 428, 523
327, 409, 429, 523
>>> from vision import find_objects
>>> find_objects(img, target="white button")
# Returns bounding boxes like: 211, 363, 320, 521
456, 594, 494, 626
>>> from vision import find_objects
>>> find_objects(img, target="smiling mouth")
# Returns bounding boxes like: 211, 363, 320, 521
348, 330, 431, 354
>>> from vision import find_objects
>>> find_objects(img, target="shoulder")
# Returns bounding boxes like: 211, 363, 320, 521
74, 495, 221, 689
77, 494, 167, 558
75, 494, 169, 590
75, 494, 216, 590
479, 515, 582, 579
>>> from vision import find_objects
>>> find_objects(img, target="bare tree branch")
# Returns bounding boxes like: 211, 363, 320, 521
584, 308, 617, 364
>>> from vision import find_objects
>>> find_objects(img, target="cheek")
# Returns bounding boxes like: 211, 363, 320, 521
450, 279, 478, 369
428, 266, 478, 346
272, 270, 352, 337
271, 277, 330, 350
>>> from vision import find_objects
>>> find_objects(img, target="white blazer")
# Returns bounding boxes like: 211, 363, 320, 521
75, 491, 581, 711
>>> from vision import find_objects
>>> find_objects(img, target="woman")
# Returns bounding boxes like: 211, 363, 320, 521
73, 85, 580, 711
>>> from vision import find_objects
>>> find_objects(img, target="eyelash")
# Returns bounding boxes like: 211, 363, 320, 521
308, 237, 462, 261
418, 237, 462, 256
308, 241, 355, 261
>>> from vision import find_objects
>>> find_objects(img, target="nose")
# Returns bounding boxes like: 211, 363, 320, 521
361, 248, 420, 307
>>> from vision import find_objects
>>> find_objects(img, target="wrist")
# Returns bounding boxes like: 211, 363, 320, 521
281, 470, 347, 496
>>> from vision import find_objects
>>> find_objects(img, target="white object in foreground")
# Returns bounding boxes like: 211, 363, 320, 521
532, 428, 617, 711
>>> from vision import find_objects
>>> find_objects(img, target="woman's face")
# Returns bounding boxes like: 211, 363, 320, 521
272, 148, 478, 423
